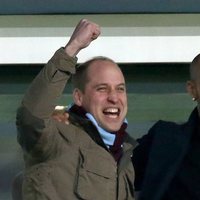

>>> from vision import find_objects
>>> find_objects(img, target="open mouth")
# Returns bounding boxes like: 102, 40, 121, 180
103, 108, 120, 118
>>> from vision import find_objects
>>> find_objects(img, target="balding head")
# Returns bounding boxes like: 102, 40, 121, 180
187, 54, 200, 116
72, 56, 117, 92
190, 54, 200, 81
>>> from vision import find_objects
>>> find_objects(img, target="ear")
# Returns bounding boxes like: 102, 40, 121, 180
186, 80, 198, 99
73, 88, 83, 106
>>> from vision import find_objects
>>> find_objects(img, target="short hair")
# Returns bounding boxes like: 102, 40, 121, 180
190, 53, 200, 81
72, 56, 116, 92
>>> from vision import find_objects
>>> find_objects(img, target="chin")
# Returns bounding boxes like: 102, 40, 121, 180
105, 126, 121, 133
101, 120, 123, 132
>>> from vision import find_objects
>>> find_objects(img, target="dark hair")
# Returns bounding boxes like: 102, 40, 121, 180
72, 56, 116, 92
190, 53, 200, 80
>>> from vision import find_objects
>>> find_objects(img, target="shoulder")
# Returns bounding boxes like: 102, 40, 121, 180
150, 120, 183, 132
137, 120, 183, 145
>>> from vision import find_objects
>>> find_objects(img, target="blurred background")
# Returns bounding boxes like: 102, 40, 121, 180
0, 0, 200, 199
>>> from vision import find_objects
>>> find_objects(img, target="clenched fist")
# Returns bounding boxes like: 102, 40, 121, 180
65, 19, 101, 57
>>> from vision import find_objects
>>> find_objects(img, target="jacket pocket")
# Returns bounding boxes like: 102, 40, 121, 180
75, 148, 116, 200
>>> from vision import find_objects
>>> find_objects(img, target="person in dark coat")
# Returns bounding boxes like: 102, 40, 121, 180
132, 53, 200, 200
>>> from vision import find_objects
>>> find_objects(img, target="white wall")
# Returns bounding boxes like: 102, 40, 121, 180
1, 14, 200, 64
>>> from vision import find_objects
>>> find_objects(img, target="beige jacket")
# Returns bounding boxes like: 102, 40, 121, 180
16, 48, 137, 200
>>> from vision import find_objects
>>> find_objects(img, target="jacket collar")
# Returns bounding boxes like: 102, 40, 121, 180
68, 106, 137, 163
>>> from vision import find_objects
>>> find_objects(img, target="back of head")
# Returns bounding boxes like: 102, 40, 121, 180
187, 54, 200, 113
190, 54, 200, 81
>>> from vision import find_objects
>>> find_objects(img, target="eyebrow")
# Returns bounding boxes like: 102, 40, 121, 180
94, 83, 126, 88
118, 83, 126, 87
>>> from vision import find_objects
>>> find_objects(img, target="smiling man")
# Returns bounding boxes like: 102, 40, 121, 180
16, 19, 137, 200
72, 57, 127, 132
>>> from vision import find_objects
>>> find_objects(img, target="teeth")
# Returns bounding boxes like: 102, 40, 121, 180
103, 108, 120, 119
108, 115, 118, 119
105, 108, 118, 113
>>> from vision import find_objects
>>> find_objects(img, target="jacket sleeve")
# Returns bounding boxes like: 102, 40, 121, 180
132, 122, 157, 191
16, 48, 77, 159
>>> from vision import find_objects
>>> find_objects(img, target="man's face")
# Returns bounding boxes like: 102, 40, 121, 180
74, 60, 127, 132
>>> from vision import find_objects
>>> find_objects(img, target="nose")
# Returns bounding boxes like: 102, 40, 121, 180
107, 90, 119, 104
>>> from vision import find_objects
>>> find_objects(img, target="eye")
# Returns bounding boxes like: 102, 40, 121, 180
97, 86, 107, 92
117, 86, 126, 92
